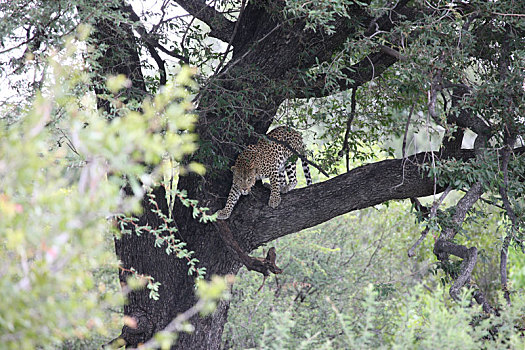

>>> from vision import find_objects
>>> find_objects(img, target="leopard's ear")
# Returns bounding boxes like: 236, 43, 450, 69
231, 165, 237, 172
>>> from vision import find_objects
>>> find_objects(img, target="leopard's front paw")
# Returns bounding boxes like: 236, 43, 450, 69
215, 209, 231, 220
268, 195, 281, 208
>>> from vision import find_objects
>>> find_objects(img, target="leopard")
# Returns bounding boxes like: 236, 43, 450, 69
216, 126, 312, 220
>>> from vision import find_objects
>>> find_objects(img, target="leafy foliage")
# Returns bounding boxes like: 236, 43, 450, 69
223, 202, 525, 349
0, 26, 207, 348
116, 183, 214, 282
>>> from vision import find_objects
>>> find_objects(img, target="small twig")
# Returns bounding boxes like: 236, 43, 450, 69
498, 136, 518, 305
57, 128, 80, 156
338, 87, 357, 172
180, 16, 195, 58
491, 12, 525, 17
126, 5, 189, 65
256, 275, 268, 293
402, 105, 414, 159
214, 0, 246, 75
149, 0, 170, 34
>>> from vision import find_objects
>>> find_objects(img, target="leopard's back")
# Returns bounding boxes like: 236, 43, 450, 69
254, 126, 305, 177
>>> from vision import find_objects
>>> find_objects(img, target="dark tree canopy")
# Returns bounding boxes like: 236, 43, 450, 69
1, 0, 524, 348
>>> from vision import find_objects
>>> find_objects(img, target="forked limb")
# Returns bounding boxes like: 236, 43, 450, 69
431, 182, 494, 313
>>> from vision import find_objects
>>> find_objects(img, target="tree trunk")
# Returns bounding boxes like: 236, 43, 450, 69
90, 6, 243, 348
114, 186, 243, 348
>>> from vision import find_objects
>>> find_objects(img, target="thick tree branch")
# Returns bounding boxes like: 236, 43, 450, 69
220, 147, 524, 252
434, 241, 493, 313
441, 181, 484, 241
439, 82, 492, 156
172, 0, 235, 43
209, 1, 417, 103
92, 5, 147, 113
290, 0, 416, 98
378, 44, 407, 61
445, 83, 491, 137
221, 150, 459, 250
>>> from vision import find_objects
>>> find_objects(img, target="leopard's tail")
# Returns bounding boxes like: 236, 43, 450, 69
301, 159, 312, 186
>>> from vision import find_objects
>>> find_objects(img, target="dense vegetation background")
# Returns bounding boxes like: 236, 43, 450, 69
0, 0, 524, 349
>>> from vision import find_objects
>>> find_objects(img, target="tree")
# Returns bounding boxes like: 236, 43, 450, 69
1, 0, 524, 348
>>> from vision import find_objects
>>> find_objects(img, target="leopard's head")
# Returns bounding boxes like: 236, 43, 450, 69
232, 164, 256, 195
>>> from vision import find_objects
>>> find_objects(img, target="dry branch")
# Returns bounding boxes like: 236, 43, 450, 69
432, 182, 495, 313
173, 0, 235, 43
215, 221, 282, 276
408, 186, 452, 258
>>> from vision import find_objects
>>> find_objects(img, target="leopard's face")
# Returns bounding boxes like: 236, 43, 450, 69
232, 165, 257, 195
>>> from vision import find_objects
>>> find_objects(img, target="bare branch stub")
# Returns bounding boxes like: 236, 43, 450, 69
215, 221, 282, 276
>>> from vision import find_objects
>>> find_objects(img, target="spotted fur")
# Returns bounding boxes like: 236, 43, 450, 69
216, 126, 312, 220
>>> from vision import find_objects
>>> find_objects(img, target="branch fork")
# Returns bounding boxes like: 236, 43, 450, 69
428, 183, 495, 313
